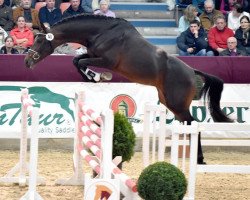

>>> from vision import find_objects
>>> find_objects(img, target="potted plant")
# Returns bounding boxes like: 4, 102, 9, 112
112, 112, 136, 167
137, 161, 187, 200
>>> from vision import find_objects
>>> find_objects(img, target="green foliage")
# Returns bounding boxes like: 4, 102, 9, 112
137, 162, 187, 200
113, 112, 136, 162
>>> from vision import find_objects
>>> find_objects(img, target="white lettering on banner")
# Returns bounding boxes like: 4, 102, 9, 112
0, 82, 250, 138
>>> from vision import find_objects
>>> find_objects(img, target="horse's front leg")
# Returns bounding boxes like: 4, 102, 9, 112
72, 54, 94, 82
77, 57, 113, 82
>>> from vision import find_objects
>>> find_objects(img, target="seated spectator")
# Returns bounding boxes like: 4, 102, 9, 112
177, 20, 211, 56
39, 0, 62, 29
13, 0, 41, 34
0, 26, 8, 47
81, 0, 93, 13
208, 15, 234, 55
0, 0, 14, 32
235, 15, 250, 55
62, 0, 84, 18
10, 16, 34, 53
94, 0, 115, 18
220, 36, 247, 55
227, 3, 250, 32
178, 5, 200, 34
0, 36, 19, 54
199, 0, 222, 32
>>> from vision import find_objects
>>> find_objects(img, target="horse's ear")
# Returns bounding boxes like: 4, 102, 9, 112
40, 23, 48, 34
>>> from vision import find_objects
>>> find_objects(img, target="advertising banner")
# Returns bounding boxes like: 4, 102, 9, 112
0, 82, 250, 138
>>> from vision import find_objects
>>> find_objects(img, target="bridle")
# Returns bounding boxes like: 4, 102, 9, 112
27, 33, 54, 60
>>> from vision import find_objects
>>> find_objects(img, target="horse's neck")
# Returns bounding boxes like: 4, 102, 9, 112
52, 23, 93, 46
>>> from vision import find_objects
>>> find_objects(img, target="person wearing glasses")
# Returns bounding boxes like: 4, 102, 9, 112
219, 36, 247, 56
235, 15, 250, 55
219, 37, 247, 56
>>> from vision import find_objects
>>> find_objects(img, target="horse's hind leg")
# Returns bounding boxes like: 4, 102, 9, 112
172, 109, 205, 164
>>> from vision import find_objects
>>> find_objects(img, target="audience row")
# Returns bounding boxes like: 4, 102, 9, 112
0, 0, 115, 54
177, 0, 250, 56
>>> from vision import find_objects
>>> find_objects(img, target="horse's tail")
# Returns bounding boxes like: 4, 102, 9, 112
194, 70, 233, 122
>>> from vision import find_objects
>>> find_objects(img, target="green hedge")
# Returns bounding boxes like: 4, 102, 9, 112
137, 162, 187, 200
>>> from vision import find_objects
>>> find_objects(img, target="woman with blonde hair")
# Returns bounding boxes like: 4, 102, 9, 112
178, 5, 200, 33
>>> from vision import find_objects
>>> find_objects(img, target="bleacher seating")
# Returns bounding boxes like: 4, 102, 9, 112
35, 2, 46, 12
60, 2, 70, 14
110, 0, 178, 54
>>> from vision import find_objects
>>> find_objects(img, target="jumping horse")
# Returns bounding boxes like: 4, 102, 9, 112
24, 14, 232, 164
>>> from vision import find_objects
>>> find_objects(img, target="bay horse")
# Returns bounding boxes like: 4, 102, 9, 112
24, 14, 232, 164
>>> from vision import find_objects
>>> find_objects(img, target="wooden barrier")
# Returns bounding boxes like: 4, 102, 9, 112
0, 89, 44, 199
142, 102, 250, 200
56, 91, 140, 199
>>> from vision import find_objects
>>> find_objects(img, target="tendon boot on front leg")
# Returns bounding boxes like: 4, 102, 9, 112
84, 68, 113, 82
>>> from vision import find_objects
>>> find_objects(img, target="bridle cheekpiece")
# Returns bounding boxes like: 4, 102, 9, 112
28, 33, 54, 60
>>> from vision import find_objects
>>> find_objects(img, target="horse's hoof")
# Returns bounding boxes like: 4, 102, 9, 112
197, 160, 207, 165
100, 72, 112, 81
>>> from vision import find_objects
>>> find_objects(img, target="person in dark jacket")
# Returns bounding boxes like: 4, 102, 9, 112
39, 0, 62, 28
220, 36, 247, 56
0, 36, 19, 54
0, 0, 14, 32
177, 20, 212, 56
62, 0, 84, 18
235, 15, 250, 55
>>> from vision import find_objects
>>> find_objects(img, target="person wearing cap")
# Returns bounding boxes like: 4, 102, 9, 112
94, 0, 115, 18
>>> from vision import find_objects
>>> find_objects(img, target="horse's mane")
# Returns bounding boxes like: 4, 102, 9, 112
52, 14, 127, 28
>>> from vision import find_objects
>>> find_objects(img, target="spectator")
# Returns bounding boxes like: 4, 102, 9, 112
0, 0, 14, 32
62, 0, 84, 18
13, 0, 41, 34
39, 0, 62, 29
94, 0, 115, 18
178, 5, 200, 34
199, 0, 222, 32
0, 36, 19, 54
177, 20, 211, 56
227, 3, 250, 32
220, 36, 247, 55
208, 15, 234, 55
81, 0, 93, 13
235, 15, 250, 55
10, 16, 34, 53
0, 26, 8, 47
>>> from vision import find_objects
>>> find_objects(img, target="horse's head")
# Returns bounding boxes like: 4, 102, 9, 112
25, 28, 55, 69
